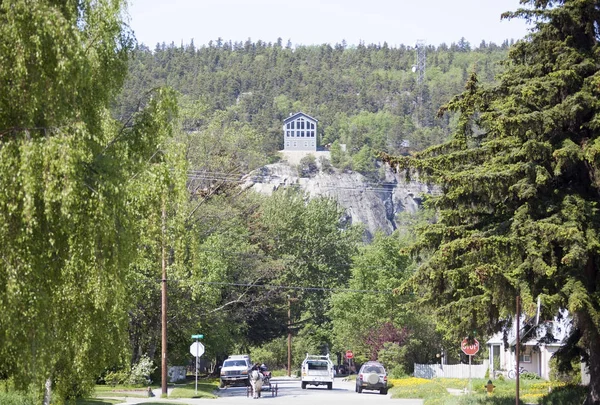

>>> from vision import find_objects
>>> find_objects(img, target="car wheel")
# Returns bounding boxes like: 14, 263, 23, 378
301, 382, 307, 389
219, 381, 225, 389
327, 382, 332, 390
357, 385, 363, 393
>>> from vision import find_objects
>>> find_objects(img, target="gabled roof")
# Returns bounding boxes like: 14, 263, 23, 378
283, 112, 318, 124
487, 309, 571, 347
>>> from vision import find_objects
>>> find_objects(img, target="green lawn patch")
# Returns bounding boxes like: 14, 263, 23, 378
169, 379, 219, 399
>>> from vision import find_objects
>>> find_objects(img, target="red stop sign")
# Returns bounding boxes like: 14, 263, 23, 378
345, 350, 354, 359
461, 338, 479, 356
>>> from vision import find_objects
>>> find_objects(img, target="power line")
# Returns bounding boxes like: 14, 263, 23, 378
159, 279, 398, 295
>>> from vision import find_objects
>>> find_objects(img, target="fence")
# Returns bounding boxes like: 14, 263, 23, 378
414, 361, 489, 379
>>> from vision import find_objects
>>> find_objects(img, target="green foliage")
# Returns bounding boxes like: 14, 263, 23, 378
383, 2, 600, 399
249, 338, 288, 370
116, 39, 510, 162
103, 370, 129, 387
128, 355, 156, 386
538, 384, 588, 405
0, 0, 185, 400
297, 154, 318, 177
548, 357, 581, 384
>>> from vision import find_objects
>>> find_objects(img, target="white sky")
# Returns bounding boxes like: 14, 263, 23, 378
127, 0, 532, 49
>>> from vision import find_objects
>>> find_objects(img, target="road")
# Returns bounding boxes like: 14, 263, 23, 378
117, 377, 423, 405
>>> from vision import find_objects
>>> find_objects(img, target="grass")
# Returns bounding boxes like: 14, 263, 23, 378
168, 379, 219, 399
388, 377, 585, 405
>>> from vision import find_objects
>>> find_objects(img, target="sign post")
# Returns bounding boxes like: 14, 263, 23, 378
461, 338, 479, 394
190, 335, 204, 395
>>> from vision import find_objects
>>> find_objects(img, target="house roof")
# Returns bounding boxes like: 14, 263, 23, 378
486, 309, 571, 347
283, 112, 318, 124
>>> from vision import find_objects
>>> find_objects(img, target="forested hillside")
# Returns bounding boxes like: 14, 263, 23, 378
115, 38, 511, 169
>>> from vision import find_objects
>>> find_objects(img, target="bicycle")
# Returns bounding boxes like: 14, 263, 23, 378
508, 366, 526, 379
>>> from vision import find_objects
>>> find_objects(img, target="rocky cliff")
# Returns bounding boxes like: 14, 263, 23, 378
242, 153, 434, 239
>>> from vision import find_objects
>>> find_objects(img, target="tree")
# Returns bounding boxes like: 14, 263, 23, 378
0, 0, 181, 401
383, 1, 600, 402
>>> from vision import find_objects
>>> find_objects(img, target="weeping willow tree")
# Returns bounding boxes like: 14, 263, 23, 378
383, 1, 600, 403
0, 0, 182, 401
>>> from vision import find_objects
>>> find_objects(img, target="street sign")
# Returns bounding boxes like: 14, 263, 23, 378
191, 334, 204, 339
461, 338, 479, 356
345, 350, 354, 359
190, 342, 205, 357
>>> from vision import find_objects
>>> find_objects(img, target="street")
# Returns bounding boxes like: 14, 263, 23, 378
117, 377, 423, 405
214, 377, 423, 405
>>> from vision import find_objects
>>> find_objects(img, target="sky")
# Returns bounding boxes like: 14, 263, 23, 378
127, 0, 533, 49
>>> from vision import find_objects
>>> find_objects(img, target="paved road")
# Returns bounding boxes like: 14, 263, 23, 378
115, 377, 423, 405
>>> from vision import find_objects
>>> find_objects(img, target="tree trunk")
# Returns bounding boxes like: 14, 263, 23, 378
584, 327, 600, 405
42, 378, 52, 405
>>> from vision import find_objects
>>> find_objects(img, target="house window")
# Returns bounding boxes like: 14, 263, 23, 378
301, 131, 305, 137
286, 131, 290, 137
310, 122, 314, 129
309, 131, 314, 137
520, 354, 532, 363
291, 122, 295, 129
286, 123, 290, 129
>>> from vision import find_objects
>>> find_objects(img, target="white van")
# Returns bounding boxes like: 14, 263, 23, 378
301, 353, 334, 390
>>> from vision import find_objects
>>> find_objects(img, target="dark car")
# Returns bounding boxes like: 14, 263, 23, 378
355, 361, 388, 395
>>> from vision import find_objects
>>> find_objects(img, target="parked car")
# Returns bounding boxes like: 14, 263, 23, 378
356, 361, 388, 395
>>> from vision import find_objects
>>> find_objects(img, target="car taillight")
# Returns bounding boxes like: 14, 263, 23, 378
359, 373, 363, 381
384, 375, 388, 382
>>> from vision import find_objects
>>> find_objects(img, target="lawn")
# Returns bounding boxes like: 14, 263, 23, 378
168, 379, 219, 399
388, 377, 586, 405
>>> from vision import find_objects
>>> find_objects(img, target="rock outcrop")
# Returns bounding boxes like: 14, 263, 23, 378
242, 155, 434, 240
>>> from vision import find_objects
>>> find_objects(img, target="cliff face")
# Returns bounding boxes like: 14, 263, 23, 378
242, 158, 433, 239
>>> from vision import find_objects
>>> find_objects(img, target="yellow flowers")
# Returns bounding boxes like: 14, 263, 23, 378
388, 377, 430, 387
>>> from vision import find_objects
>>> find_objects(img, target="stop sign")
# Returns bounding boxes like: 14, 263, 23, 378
461, 338, 479, 356
190, 342, 205, 357
345, 350, 354, 359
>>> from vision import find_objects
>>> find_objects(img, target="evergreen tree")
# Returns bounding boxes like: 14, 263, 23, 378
383, 1, 600, 402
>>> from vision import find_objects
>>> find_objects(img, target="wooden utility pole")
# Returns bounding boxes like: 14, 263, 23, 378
161, 203, 168, 396
287, 296, 298, 377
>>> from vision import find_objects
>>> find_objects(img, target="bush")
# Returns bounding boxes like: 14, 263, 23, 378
129, 355, 156, 386
104, 369, 130, 386
297, 154, 317, 177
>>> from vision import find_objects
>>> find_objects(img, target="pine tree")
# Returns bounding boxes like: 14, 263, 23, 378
383, 1, 600, 402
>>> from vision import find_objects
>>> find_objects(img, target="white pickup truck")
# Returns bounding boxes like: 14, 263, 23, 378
301, 353, 334, 390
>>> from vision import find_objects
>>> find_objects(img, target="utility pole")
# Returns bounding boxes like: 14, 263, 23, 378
287, 296, 298, 377
161, 202, 168, 396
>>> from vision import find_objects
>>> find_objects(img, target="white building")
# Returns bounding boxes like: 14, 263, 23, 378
283, 112, 318, 152
487, 310, 574, 380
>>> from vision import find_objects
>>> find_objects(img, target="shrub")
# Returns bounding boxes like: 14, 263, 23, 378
297, 154, 317, 177
129, 355, 156, 386
104, 369, 130, 386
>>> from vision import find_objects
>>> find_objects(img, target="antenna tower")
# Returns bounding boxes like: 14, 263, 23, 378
413, 40, 426, 125
415, 39, 426, 86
